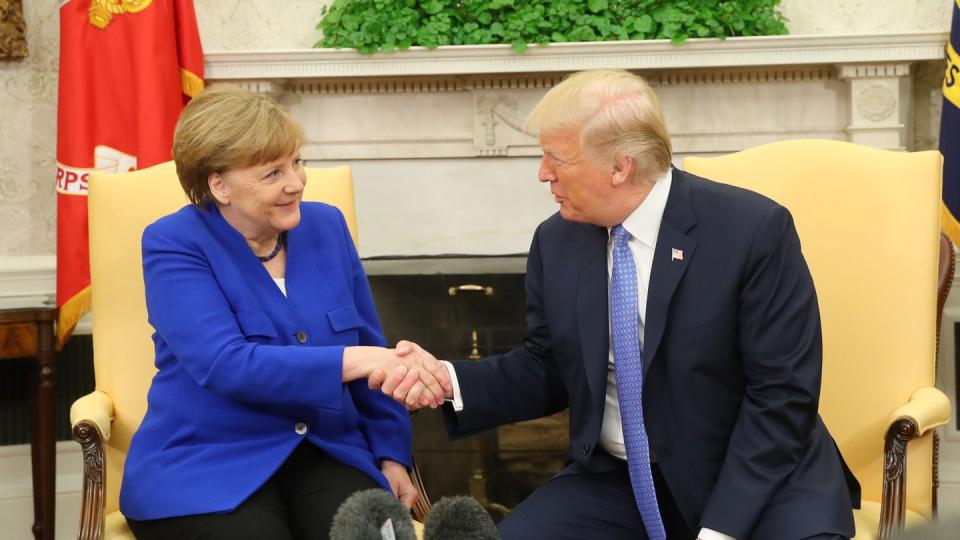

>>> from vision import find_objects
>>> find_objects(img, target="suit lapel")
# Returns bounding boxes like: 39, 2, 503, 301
642, 171, 698, 376
576, 224, 611, 404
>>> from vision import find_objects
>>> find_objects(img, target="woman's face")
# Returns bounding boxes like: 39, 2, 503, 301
209, 152, 307, 241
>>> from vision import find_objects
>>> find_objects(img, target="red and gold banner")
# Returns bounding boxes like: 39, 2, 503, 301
56, 0, 204, 346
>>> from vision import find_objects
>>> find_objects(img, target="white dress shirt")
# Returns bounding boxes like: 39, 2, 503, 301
443, 170, 733, 540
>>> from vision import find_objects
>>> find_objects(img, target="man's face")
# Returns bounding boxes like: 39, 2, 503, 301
538, 127, 614, 225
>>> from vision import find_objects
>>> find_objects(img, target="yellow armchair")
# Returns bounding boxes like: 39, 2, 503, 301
684, 140, 953, 540
69, 161, 430, 539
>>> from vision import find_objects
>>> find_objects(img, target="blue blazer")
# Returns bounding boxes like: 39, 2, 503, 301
447, 170, 859, 539
120, 202, 411, 520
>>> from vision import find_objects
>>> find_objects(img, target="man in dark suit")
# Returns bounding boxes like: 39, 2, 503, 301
374, 69, 860, 539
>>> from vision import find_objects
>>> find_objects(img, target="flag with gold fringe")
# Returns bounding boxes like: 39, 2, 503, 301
56, 0, 204, 347
942, 0, 960, 245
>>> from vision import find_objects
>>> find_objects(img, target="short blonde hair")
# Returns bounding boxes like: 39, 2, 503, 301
525, 69, 672, 181
172, 85, 304, 205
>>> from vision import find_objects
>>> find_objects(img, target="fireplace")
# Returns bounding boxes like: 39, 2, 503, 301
368, 270, 569, 519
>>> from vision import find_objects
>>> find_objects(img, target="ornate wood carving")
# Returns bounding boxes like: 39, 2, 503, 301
933, 233, 953, 515
73, 420, 105, 540
933, 431, 941, 513
878, 418, 919, 539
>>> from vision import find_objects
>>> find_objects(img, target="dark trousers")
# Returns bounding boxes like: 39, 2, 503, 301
498, 460, 693, 540
497, 460, 847, 540
127, 442, 380, 540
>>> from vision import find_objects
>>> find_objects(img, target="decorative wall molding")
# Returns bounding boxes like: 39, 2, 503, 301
268, 68, 839, 97
0, 256, 55, 299
205, 32, 947, 80
0, 256, 91, 335
838, 63, 912, 79
649, 67, 835, 85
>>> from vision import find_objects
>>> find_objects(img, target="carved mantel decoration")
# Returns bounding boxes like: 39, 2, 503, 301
206, 33, 947, 159
0, 0, 27, 59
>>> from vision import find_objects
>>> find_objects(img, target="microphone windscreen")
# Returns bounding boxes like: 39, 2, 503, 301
424, 496, 500, 540
330, 488, 417, 540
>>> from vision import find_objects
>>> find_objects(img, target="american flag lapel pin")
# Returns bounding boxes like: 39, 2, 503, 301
671, 248, 684, 261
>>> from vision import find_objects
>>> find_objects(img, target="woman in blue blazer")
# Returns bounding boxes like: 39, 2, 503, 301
121, 86, 446, 540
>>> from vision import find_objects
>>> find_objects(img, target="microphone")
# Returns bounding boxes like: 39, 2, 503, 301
424, 496, 500, 540
329, 488, 417, 540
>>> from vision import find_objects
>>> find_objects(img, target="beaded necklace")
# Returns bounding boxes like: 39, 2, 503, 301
258, 232, 285, 262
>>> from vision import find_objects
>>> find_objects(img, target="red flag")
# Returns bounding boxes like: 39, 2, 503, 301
56, 0, 204, 346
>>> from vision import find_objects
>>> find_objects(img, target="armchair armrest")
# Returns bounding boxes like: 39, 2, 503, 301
70, 390, 115, 440
70, 391, 115, 540
878, 387, 951, 539
888, 387, 951, 435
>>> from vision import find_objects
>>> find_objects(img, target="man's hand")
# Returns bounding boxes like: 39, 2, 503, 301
344, 345, 447, 407
368, 340, 452, 410
381, 459, 418, 509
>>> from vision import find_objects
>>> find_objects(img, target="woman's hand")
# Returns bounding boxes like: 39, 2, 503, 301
369, 341, 452, 410
381, 459, 418, 509
343, 345, 448, 408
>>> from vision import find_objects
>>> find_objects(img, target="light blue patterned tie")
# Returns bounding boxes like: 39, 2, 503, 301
610, 225, 666, 540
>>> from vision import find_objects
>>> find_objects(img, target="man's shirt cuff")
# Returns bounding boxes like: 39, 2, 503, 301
441, 360, 463, 412
698, 528, 735, 540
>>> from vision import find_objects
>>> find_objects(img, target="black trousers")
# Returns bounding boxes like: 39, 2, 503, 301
498, 459, 693, 540
127, 442, 380, 540
498, 458, 848, 540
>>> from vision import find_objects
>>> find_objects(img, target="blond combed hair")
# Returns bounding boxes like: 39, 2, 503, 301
172, 85, 304, 205
525, 69, 672, 182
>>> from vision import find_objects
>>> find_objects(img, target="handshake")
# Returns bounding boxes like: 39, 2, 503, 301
344, 341, 453, 410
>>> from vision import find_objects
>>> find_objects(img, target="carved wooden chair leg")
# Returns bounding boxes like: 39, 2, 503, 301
878, 418, 919, 539
73, 420, 106, 540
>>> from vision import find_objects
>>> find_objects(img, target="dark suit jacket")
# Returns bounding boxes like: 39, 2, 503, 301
447, 169, 859, 539
120, 202, 411, 520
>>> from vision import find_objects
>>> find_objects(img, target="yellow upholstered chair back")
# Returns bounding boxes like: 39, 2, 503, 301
684, 140, 949, 539
86, 161, 356, 516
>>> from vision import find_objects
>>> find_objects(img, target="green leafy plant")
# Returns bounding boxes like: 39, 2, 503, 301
315, 0, 789, 54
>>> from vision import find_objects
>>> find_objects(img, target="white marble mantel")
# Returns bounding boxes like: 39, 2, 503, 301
197, 32, 950, 261
205, 32, 947, 78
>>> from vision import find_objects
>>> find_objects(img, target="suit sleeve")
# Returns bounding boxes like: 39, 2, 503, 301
699, 205, 823, 538
445, 223, 568, 437
333, 212, 413, 467
142, 221, 344, 410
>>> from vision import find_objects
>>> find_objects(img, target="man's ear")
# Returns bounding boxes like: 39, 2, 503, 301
208, 171, 229, 205
611, 154, 636, 187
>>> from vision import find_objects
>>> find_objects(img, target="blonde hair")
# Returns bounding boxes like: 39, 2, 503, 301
172, 85, 304, 205
525, 69, 672, 181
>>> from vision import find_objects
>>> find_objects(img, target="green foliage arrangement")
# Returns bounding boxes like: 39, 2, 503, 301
315, 0, 789, 53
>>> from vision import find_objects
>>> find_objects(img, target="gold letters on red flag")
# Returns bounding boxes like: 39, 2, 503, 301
56, 0, 204, 346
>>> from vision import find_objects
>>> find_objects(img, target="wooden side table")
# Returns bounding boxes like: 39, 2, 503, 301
0, 298, 58, 540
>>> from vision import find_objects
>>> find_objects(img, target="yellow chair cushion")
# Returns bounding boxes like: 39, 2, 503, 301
851, 501, 927, 540
104, 511, 135, 540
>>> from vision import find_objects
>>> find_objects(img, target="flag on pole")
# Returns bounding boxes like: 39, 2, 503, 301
941, 0, 960, 245
56, 0, 204, 346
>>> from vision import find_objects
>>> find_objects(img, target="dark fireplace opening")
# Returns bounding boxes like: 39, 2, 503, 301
369, 273, 570, 521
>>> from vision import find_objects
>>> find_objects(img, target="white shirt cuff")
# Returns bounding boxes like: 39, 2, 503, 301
441, 360, 463, 412
698, 528, 736, 540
